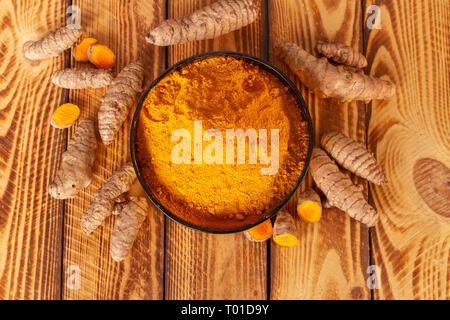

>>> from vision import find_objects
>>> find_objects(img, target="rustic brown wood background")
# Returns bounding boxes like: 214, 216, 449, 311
0, 0, 448, 300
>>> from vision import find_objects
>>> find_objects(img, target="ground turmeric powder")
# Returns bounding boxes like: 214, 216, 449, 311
136, 55, 309, 230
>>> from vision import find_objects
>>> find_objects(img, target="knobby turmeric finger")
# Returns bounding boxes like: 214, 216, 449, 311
146, 0, 259, 46
51, 103, 80, 129
110, 196, 148, 262
273, 211, 299, 247
244, 219, 273, 242
321, 132, 387, 185
48, 119, 97, 199
74, 38, 99, 62
81, 162, 136, 235
88, 44, 116, 69
51, 68, 113, 89
297, 189, 322, 223
275, 42, 395, 102
23, 25, 83, 61
315, 41, 367, 68
309, 148, 378, 227
98, 61, 145, 145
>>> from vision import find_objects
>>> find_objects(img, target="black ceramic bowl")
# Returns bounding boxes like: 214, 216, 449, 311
130, 51, 314, 234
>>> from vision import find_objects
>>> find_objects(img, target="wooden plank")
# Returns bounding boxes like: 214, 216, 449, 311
0, 0, 67, 299
165, 0, 268, 300
268, 0, 371, 299
365, 0, 450, 299
62, 0, 166, 299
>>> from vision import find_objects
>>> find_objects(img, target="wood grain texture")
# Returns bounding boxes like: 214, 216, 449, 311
365, 0, 450, 299
1, 0, 448, 300
413, 158, 450, 218
62, 0, 165, 299
0, 0, 67, 299
269, 0, 371, 300
164, 0, 268, 300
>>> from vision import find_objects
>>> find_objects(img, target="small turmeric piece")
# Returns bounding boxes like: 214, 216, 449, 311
273, 210, 299, 247
110, 187, 149, 262
146, 0, 259, 46
309, 148, 378, 227
48, 119, 97, 199
297, 189, 322, 223
98, 61, 144, 145
316, 41, 367, 68
23, 25, 83, 61
113, 194, 128, 215
50, 103, 80, 129
275, 42, 395, 102
81, 162, 136, 235
244, 219, 273, 242
51, 68, 113, 89
321, 132, 387, 185
88, 44, 116, 69
74, 38, 98, 62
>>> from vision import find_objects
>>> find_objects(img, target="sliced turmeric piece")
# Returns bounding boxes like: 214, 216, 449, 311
51, 103, 80, 129
244, 219, 273, 242
88, 44, 116, 69
297, 189, 322, 223
273, 210, 299, 247
74, 38, 98, 62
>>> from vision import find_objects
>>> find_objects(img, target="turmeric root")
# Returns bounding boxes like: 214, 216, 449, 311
113, 201, 126, 216
297, 189, 322, 223
110, 196, 148, 261
146, 0, 259, 46
273, 211, 299, 247
48, 119, 97, 199
23, 25, 83, 61
316, 41, 367, 68
321, 132, 387, 185
112, 194, 128, 215
275, 42, 395, 102
51, 68, 113, 89
74, 38, 98, 62
81, 162, 136, 235
98, 61, 144, 145
87, 44, 116, 69
50, 103, 80, 129
244, 219, 273, 242
309, 148, 378, 226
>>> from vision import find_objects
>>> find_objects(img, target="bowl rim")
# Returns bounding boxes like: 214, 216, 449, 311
130, 51, 314, 234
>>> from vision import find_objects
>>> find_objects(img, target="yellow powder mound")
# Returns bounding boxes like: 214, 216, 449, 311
136, 55, 309, 230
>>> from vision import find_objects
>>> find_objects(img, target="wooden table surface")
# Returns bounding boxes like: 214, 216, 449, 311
0, 0, 448, 300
